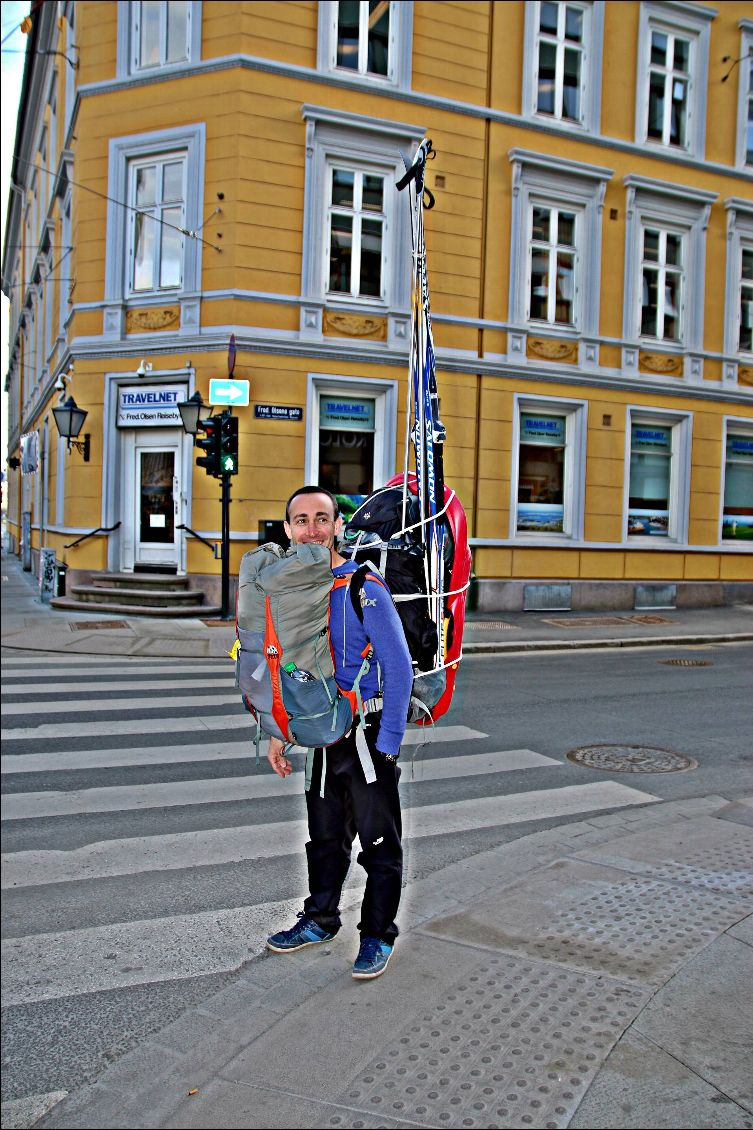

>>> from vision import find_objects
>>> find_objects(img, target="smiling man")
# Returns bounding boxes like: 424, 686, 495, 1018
266, 485, 413, 980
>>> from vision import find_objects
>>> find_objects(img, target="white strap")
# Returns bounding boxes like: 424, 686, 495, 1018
356, 725, 377, 784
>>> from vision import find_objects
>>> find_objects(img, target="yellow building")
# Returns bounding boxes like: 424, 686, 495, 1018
3, 0, 752, 613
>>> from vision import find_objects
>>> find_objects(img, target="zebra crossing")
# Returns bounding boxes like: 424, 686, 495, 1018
1, 654, 659, 1016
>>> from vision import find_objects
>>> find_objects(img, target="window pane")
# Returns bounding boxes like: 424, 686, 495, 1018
740, 287, 752, 352
562, 47, 581, 120
539, 2, 558, 34
160, 207, 183, 287
670, 78, 687, 146
650, 30, 667, 66
641, 269, 658, 335
628, 425, 672, 536
555, 252, 574, 322
517, 414, 565, 533
665, 233, 682, 266
743, 250, 753, 282
537, 41, 557, 114
166, 0, 189, 63
362, 174, 384, 213
747, 96, 753, 166
332, 169, 355, 208
140, 0, 161, 67
648, 72, 665, 139
557, 211, 575, 247
329, 215, 353, 292
672, 36, 689, 74
133, 212, 156, 290
643, 229, 660, 262
136, 165, 156, 206
564, 6, 582, 43
337, 0, 360, 69
319, 428, 374, 497
532, 207, 550, 242
530, 252, 549, 319
367, 0, 389, 76
162, 161, 183, 203
359, 218, 383, 297
722, 434, 753, 540
140, 452, 175, 543
663, 273, 680, 340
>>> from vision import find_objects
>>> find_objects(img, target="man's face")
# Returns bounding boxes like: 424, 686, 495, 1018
285, 492, 342, 550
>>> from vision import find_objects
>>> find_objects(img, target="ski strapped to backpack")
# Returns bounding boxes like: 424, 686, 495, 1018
235, 541, 387, 792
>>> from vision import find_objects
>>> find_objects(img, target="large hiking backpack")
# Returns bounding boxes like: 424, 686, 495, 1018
235, 541, 356, 749
341, 473, 471, 724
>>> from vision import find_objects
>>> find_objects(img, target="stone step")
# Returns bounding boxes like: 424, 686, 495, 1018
91, 572, 190, 592
49, 597, 223, 619
68, 585, 207, 607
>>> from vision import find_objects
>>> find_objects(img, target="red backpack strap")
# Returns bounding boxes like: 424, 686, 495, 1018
264, 595, 290, 740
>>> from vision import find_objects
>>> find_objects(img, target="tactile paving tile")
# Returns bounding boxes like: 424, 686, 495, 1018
528, 877, 747, 985
635, 841, 753, 898
332, 953, 645, 1129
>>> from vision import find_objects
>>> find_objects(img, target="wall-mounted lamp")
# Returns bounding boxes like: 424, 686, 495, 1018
177, 390, 205, 436
136, 359, 153, 378
52, 396, 90, 461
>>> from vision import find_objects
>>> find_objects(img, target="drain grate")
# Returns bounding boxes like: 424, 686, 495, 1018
566, 745, 697, 773
659, 658, 713, 667
629, 614, 674, 624
68, 620, 130, 631
543, 616, 628, 627
466, 621, 520, 631
201, 619, 233, 627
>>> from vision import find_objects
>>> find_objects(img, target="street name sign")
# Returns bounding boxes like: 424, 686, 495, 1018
209, 378, 250, 407
254, 404, 303, 421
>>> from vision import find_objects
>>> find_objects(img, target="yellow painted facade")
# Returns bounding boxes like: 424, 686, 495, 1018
3, 1, 752, 610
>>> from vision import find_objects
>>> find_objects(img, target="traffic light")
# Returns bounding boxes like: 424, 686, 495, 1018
220, 413, 239, 476
195, 416, 221, 476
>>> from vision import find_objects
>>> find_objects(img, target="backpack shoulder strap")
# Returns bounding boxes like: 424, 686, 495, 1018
346, 562, 386, 624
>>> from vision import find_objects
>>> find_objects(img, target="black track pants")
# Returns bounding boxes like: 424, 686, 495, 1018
302, 714, 402, 945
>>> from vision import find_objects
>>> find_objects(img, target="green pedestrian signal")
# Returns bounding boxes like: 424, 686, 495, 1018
220, 413, 239, 476
195, 416, 222, 477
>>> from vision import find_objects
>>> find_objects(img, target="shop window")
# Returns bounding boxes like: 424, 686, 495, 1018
512, 398, 586, 539
722, 427, 753, 542
625, 412, 690, 542
318, 1, 412, 88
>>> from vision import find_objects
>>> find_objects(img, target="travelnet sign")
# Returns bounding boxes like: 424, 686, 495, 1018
117, 384, 187, 427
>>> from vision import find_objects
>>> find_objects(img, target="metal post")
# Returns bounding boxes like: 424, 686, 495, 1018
221, 472, 231, 619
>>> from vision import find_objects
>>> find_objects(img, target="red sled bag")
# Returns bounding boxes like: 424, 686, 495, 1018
340, 473, 471, 725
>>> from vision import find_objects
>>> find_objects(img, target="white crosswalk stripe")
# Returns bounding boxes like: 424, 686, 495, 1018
1, 658, 660, 1011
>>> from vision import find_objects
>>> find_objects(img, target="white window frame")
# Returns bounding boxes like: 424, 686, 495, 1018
635, 1, 714, 160
735, 21, 753, 170
104, 125, 205, 310
623, 175, 716, 372
305, 373, 398, 491
527, 202, 580, 328
623, 407, 692, 546
317, 1, 413, 90
300, 105, 424, 338
326, 164, 388, 302
522, 1, 604, 134
720, 418, 753, 545
510, 393, 587, 541
723, 198, 753, 381
117, 1, 202, 78
59, 190, 72, 334
638, 224, 685, 344
126, 152, 187, 297
508, 149, 611, 343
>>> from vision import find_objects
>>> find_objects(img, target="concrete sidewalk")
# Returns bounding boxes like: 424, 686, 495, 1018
2, 552, 753, 1129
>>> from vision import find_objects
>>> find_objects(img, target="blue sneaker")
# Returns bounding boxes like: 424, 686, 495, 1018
266, 912, 335, 953
352, 935, 393, 980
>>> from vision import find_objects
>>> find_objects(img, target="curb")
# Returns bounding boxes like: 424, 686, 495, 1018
463, 632, 753, 654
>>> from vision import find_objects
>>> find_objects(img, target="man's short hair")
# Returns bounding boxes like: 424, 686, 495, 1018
285, 485, 340, 523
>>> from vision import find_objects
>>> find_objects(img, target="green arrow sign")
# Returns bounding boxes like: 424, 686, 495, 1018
209, 378, 250, 406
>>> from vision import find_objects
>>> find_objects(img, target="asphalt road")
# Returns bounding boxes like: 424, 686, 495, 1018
2, 641, 751, 1110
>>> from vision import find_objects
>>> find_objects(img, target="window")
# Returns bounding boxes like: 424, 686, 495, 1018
508, 150, 611, 342
529, 205, 577, 326
740, 244, 753, 354
721, 426, 753, 542
328, 167, 385, 299
623, 176, 716, 363
117, 1, 201, 78
317, 1, 412, 89
640, 226, 682, 342
735, 23, 753, 169
511, 396, 587, 539
522, 1, 604, 133
300, 105, 423, 337
624, 410, 691, 543
104, 125, 204, 317
635, 3, 713, 159
128, 155, 186, 294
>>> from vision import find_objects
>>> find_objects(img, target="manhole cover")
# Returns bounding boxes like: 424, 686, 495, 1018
659, 658, 713, 667
466, 620, 519, 630
69, 620, 130, 631
566, 745, 698, 773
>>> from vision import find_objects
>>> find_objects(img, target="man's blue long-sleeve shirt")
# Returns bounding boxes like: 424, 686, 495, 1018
329, 560, 413, 757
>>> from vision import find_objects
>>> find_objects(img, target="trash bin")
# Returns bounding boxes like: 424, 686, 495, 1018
56, 563, 67, 597
259, 520, 288, 549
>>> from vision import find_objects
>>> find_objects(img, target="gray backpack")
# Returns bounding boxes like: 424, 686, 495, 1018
235, 542, 359, 751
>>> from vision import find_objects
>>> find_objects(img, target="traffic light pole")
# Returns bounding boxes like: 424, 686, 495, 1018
220, 471, 231, 619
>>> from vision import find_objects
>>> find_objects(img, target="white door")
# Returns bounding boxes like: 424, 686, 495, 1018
131, 431, 182, 570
